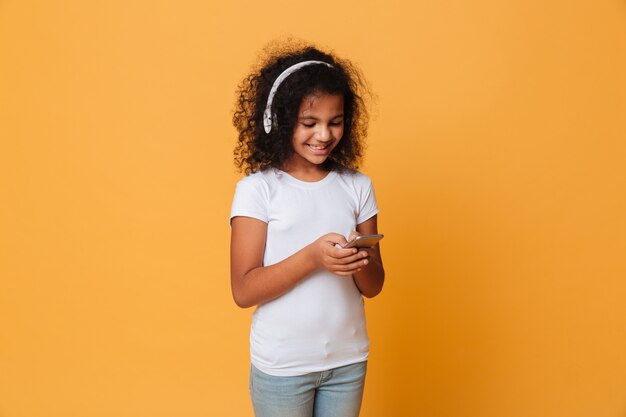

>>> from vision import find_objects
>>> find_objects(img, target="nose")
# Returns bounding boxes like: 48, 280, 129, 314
317, 124, 332, 142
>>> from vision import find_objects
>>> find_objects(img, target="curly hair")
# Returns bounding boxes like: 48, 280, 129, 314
232, 41, 371, 175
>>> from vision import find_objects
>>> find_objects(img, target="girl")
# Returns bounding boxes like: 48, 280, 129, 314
230, 42, 385, 417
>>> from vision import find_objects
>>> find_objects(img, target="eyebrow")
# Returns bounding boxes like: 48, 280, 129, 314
299, 114, 344, 120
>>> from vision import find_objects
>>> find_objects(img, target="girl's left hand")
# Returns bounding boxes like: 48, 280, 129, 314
347, 231, 374, 268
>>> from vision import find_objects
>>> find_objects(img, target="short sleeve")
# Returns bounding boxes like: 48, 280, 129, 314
229, 178, 269, 224
356, 176, 379, 224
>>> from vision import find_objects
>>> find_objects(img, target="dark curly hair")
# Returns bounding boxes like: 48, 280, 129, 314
233, 41, 371, 174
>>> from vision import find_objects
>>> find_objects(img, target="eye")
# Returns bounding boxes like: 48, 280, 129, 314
302, 123, 315, 128
329, 121, 343, 126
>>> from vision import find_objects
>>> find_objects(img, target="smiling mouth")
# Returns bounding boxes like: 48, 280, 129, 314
307, 143, 330, 151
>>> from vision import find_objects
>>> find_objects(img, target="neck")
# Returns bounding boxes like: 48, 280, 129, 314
280, 163, 331, 182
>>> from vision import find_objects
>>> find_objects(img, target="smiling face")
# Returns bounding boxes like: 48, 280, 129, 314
285, 92, 345, 173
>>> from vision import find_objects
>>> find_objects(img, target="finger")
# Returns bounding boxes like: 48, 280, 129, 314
337, 251, 370, 264
323, 252, 359, 268
333, 267, 363, 276
336, 258, 369, 272
330, 246, 359, 258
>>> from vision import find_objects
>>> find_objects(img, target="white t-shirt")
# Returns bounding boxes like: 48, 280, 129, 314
230, 168, 379, 376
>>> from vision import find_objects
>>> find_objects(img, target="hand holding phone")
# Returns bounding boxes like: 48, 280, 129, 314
342, 234, 384, 249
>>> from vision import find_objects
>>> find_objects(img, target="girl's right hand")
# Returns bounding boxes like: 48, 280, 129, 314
309, 233, 370, 276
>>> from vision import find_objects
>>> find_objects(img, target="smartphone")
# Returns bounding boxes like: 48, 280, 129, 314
342, 234, 384, 249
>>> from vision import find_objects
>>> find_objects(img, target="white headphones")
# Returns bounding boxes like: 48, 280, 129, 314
263, 60, 334, 134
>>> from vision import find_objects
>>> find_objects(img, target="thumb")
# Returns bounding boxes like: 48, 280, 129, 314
325, 233, 349, 247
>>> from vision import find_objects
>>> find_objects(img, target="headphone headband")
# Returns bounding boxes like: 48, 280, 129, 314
263, 60, 334, 134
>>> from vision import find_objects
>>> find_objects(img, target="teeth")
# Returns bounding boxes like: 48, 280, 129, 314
309, 144, 328, 150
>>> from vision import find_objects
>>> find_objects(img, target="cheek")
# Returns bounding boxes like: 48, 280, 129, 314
291, 130, 303, 147
293, 127, 309, 143
335, 126, 345, 140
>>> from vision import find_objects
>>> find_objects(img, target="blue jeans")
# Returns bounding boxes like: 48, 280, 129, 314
250, 361, 368, 417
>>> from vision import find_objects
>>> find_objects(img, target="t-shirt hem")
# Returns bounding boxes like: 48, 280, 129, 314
251, 353, 369, 377
229, 212, 268, 224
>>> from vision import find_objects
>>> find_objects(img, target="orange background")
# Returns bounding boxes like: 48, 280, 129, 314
1, 1, 625, 416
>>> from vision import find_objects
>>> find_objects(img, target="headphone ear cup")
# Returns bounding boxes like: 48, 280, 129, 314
263, 108, 273, 133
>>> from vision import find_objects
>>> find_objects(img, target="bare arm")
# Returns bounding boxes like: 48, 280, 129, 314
230, 216, 371, 308
351, 215, 385, 298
